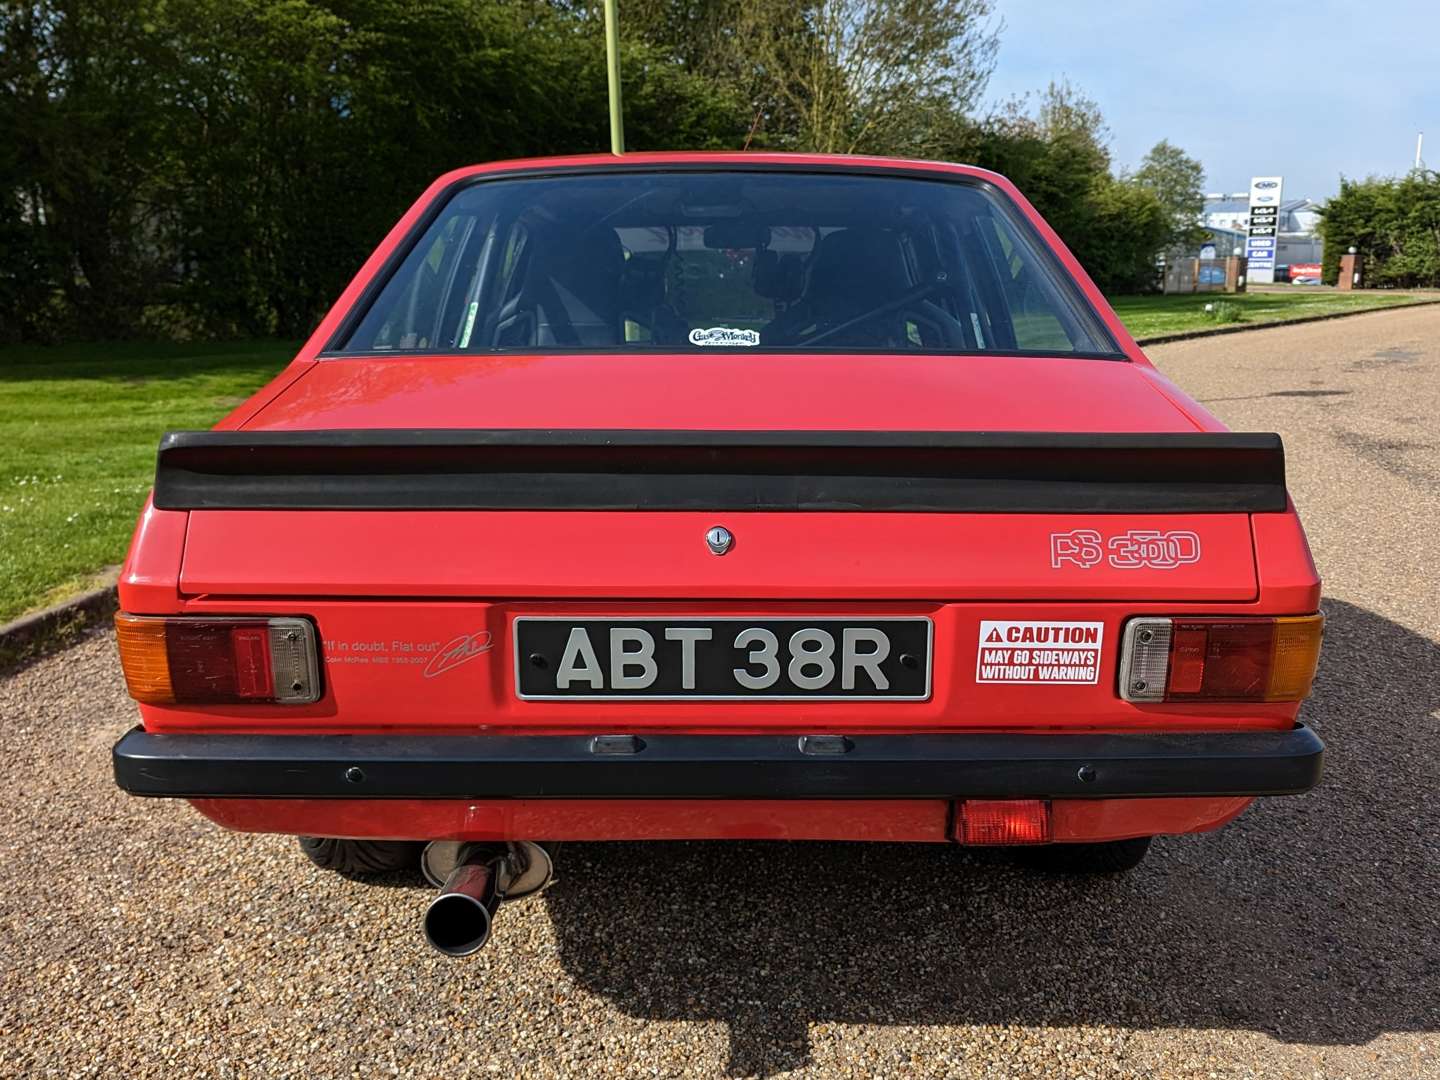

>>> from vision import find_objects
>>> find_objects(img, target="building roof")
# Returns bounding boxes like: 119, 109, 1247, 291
1203, 196, 1322, 236
1204, 196, 1319, 215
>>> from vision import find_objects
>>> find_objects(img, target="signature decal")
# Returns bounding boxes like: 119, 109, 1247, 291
1051, 529, 1202, 570
423, 630, 494, 678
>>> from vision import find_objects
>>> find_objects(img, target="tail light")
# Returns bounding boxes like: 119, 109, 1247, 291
1119, 614, 1322, 703
115, 615, 321, 705
957, 799, 1052, 844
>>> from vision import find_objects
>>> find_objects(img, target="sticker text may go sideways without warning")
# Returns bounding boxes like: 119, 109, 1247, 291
975, 620, 1104, 685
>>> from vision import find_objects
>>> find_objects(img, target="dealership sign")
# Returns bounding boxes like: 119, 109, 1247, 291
1246, 176, 1283, 283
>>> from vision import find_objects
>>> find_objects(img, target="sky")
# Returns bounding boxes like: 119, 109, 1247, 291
983, 0, 1440, 202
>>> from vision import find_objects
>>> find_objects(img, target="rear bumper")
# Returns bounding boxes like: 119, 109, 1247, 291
113, 724, 1323, 801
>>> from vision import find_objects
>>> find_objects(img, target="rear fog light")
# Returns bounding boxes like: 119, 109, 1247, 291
957, 799, 1052, 844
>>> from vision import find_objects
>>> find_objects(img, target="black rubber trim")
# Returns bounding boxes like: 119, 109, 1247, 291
152, 429, 1287, 513
113, 723, 1323, 800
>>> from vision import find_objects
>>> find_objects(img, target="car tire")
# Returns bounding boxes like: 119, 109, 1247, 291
297, 836, 423, 876
1019, 836, 1153, 874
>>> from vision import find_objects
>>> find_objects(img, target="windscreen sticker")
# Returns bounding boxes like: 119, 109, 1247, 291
688, 326, 760, 347
976, 621, 1103, 685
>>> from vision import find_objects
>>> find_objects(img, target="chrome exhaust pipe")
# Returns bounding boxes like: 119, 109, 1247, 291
423, 849, 503, 956
421, 841, 553, 956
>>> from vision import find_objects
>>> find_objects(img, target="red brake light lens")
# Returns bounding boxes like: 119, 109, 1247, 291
1120, 615, 1323, 703
116, 615, 320, 705
958, 799, 1052, 845
229, 626, 274, 698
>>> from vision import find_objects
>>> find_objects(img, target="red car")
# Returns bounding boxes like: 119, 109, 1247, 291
112, 153, 1323, 956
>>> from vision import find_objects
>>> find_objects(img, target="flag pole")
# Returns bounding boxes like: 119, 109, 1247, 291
604, 0, 625, 155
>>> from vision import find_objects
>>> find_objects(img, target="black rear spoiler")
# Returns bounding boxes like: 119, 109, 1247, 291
152, 429, 1287, 514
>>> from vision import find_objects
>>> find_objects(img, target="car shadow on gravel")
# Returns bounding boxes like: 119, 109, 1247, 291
541, 599, 1439, 1076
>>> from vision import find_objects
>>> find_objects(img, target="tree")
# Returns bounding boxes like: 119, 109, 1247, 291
0, 0, 751, 341
561, 0, 800, 146
0, 5, 58, 341
957, 84, 1110, 261
947, 84, 1172, 293
1, 0, 1205, 342
1082, 177, 1171, 293
1, 0, 183, 338
1320, 171, 1440, 288
1133, 139, 1206, 255
999, 82, 1111, 246
732, 0, 1000, 155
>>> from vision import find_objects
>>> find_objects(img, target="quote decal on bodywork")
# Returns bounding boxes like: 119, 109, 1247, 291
423, 631, 495, 678
976, 621, 1104, 685
321, 630, 493, 677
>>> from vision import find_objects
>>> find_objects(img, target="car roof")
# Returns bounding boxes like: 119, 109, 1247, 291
435, 151, 1005, 187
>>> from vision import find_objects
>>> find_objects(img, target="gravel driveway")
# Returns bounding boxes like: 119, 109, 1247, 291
2, 307, 1438, 1078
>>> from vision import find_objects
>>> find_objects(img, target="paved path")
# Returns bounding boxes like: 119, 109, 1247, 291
1, 308, 1437, 1078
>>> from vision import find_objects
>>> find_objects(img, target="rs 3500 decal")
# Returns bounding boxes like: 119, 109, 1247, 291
1051, 529, 1201, 570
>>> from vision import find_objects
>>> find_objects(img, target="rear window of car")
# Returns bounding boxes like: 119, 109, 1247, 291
334, 169, 1122, 358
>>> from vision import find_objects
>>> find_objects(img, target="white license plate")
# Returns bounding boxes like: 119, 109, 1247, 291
514, 617, 932, 700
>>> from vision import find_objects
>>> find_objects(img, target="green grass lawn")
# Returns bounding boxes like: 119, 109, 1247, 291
0, 341, 295, 624
1, 289, 1436, 624
1110, 290, 1430, 340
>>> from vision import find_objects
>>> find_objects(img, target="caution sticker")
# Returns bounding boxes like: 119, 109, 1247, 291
976, 621, 1104, 685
